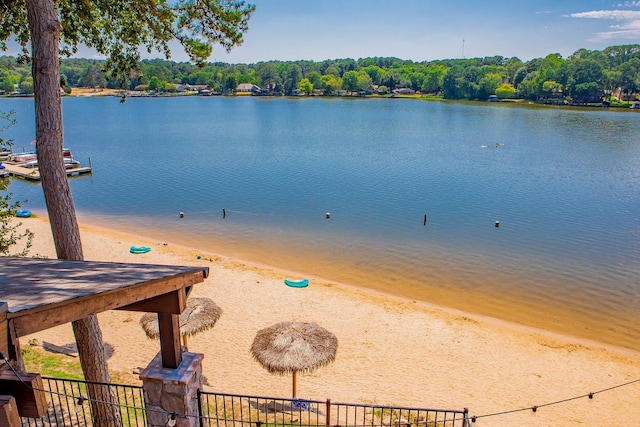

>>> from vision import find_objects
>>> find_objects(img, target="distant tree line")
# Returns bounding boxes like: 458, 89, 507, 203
1, 44, 640, 104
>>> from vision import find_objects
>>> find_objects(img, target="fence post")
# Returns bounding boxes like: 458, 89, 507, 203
325, 399, 331, 427
197, 389, 204, 427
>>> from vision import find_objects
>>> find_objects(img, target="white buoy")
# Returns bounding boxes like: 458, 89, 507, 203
179, 212, 184, 218
325, 212, 331, 220
494, 220, 500, 228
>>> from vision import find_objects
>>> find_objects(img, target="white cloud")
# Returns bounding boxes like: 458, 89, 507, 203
569, 9, 640, 41
569, 10, 640, 20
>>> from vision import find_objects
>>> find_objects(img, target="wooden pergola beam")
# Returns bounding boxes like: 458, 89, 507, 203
8, 270, 204, 337
117, 286, 191, 314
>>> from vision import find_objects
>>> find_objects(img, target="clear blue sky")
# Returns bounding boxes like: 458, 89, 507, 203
4, 0, 640, 63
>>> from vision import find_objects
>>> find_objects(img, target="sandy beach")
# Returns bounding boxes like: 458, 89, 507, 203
15, 215, 640, 426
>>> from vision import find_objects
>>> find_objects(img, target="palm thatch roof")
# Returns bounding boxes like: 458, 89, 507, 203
250, 321, 338, 375
140, 297, 222, 339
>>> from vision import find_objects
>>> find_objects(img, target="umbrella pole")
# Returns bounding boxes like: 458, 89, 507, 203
292, 370, 297, 398
182, 334, 189, 351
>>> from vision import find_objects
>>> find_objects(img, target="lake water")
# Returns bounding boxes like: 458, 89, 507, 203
2, 96, 639, 351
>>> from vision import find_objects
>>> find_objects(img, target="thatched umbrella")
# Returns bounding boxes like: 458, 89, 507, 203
250, 321, 338, 398
140, 297, 222, 350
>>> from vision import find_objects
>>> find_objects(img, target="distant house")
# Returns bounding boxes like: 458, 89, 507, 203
392, 88, 415, 95
631, 100, 640, 109
236, 83, 261, 93
488, 95, 498, 102
175, 84, 208, 93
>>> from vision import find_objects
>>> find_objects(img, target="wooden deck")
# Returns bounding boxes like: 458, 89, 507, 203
1, 163, 92, 180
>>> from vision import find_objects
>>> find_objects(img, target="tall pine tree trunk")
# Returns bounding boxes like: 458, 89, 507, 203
26, 0, 122, 425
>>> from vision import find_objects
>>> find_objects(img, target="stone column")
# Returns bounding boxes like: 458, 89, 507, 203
140, 352, 204, 427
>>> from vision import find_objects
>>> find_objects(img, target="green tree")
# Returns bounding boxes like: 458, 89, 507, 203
442, 66, 464, 99
323, 65, 340, 77
362, 65, 385, 85
381, 69, 409, 90
255, 62, 281, 92
342, 70, 358, 93
0, 69, 21, 92
421, 64, 447, 94
0, 1, 254, 425
569, 58, 604, 99
495, 83, 516, 98
306, 70, 321, 87
19, 75, 33, 94
478, 72, 502, 99
617, 58, 640, 99
224, 73, 238, 93
282, 63, 302, 95
0, 111, 33, 256
147, 75, 161, 90
318, 74, 341, 94
504, 57, 524, 84
79, 64, 105, 88
0, 191, 34, 256
298, 77, 313, 95
356, 71, 374, 92
541, 80, 562, 97
1, 79, 15, 92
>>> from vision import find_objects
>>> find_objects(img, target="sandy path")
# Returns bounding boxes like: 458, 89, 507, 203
14, 216, 640, 426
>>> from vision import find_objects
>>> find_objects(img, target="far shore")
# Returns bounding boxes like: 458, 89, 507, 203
13, 215, 640, 427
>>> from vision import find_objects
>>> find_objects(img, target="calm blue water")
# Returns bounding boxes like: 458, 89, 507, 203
2, 96, 640, 350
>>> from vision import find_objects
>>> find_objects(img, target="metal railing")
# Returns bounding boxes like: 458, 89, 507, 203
20, 377, 470, 427
21, 377, 146, 427
197, 392, 471, 427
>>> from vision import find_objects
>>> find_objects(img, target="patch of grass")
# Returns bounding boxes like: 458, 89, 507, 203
21, 343, 138, 384
22, 343, 84, 380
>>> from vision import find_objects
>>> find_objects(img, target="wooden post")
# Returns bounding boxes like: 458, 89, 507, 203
0, 395, 20, 427
292, 370, 297, 398
157, 313, 182, 369
0, 372, 47, 418
0, 303, 8, 360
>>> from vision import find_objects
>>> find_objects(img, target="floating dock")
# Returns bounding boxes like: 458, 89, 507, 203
1, 162, 92, 181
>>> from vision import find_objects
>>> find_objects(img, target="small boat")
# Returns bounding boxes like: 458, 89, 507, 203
284, 278, 309, 288
7, 152, 37, 163
16, 210, 32, 218
23, 158, 81, 169
130, 246, 151, 254
7, 148, 73, 164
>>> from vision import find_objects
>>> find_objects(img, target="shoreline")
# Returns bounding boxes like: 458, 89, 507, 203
72, 211, 640, 354
13, 215, 640, 426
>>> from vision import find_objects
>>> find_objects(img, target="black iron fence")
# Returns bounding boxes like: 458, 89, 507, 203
20, 377, 146, 427
197, 391, 471, 427
21, 377, 471, 427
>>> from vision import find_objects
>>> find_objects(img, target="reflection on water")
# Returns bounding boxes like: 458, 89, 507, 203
2, 97, 639, 351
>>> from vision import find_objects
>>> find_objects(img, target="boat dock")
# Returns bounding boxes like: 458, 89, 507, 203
1, 162, 92, 181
